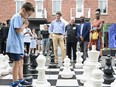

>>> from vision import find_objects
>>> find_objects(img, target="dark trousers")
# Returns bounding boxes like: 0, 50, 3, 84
24, 42, 30, 54
1, 40, 6, 55
66, 42, 77, 60
80, 41, 88, 60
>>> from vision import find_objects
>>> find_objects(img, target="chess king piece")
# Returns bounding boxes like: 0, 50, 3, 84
84, 65, 104, 87
49, 52, 57, 68
33, 52, 51, 87
80, 45, 100, 83
75, 51, 83, 68
29, 53, 38, 74
23, 53, 33, 83
103, 55, 115, 84
60, 56, 74, 78
0, 54, 12, 76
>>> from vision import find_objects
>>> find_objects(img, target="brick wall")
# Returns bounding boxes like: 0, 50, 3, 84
0, 0, 116, 24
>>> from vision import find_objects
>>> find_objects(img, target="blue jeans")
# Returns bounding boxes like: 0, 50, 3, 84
42, 38, 50, 54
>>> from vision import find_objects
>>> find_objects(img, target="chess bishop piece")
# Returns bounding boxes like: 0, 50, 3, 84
80, 45, 100, 83
33, 52, 51, 87
0, 54, 12, 76
103, 55, 115, 84
48, 53, 57, 68
60, 56, 74, 78
29, 53, 38, 74
84, 65, 104, 87
23, 53, 33, 83
75, 51, 83, 68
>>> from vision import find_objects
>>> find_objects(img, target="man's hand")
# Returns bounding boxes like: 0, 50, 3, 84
80, 36, 84, 42
23, 20, 29, 29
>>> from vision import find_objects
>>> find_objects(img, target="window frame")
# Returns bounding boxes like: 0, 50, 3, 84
15, 0, 24, 13
98, 0, 108, 15
52, 0, 62, 15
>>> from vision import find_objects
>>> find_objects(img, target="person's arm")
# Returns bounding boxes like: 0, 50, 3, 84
62, 23, 66, 36
97, 21, 104, 30
15, 19, 29, 34
77, 25, 81, 40
82, 22, 91, 40
49, 22, 53, 34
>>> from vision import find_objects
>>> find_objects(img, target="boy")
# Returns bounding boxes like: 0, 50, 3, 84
6, 2, 34, 87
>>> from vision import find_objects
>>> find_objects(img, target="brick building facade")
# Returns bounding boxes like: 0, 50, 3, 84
0, 0, 116, 24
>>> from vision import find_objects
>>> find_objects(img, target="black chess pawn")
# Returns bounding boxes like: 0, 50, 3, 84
103, 55, 115, 84
29, 53, 38, 74
49, 53, 57, 68
23, 53, 33, 83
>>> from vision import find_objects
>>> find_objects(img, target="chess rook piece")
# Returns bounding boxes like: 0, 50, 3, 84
0, 54, 12, 76
49, 53, 57, 68
33, 52, 51, 87
23, 53, 33, 83
60, 56, 74, 78
80, 45, 101, 83
29, 53, 38, 74
103, 55, 115, 84
84, 65, 104, 87
75, 51, 83, 68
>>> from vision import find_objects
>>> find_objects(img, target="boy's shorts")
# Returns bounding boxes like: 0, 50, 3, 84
7, 53, 23, 61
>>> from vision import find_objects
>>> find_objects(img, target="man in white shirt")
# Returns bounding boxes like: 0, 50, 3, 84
23, 26, 32, 54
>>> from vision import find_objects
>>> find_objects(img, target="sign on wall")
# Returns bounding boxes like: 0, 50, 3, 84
108, 24, 116, 48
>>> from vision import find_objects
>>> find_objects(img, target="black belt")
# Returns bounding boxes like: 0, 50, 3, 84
54, 33, 62, 35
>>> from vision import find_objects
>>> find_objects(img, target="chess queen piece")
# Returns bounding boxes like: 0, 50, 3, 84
75, 51, 83, 68
103, 55, 115, 84
60, 56, 74, 78
33, 52, 51, 87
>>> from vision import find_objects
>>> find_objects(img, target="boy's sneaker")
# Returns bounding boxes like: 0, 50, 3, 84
17, 83, 26, 87
19, 79, 32, 86
10, 81, 19, 87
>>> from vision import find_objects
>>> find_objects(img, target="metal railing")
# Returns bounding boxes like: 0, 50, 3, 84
70, 8, 91, 18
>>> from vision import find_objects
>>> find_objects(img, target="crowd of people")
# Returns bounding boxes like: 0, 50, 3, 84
0, 2, 104, 87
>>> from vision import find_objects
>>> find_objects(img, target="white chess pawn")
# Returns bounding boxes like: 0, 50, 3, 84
75, 51, 83, 68
33, 52, 51, 87
0, 54, 12, 76
60, 56, 74, 78
84, 65, 103, 87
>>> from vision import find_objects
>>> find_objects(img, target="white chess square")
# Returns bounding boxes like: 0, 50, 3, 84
56, 79, 79, 86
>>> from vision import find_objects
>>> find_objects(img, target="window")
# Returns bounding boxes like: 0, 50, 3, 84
35, 0, 43, 18
16, 0, 24, 13
98, 0, 108, 14
52, 0, 62, 15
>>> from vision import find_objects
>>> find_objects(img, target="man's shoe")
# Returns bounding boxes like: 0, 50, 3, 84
19, 79, 31, 86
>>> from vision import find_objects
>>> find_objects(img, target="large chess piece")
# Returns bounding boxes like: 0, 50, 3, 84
23, 53, 33, 83
33, 52, 51, 87
75, 51, 83, 68
48, 52, 57, 68
29, 53, 38, 74
80, 45, 100, 83
0, 54, 12, 76
103, 55, 115, 84
84, 65, 104, 87
60, 56, 74, 78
